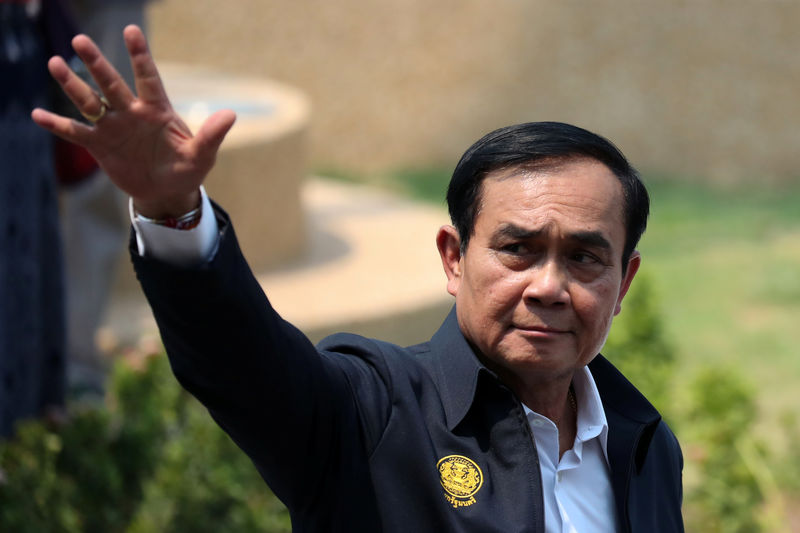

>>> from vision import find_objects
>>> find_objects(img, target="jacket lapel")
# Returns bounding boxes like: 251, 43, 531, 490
590, 355, 662, 532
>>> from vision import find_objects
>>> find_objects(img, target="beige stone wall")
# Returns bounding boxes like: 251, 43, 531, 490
147, 0, 800, 183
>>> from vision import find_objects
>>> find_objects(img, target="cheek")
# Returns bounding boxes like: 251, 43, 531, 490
463, 258, 511, 296
572, 292, 616, 357
481, 273, 528, 315
574, 282, 619, 330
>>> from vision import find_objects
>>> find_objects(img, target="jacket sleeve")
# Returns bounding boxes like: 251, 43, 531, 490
130, 206, 391, 514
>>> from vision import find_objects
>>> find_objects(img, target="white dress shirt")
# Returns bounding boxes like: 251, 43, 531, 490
523, 366, 618, 533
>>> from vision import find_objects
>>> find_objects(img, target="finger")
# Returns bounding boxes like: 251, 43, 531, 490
190, 110, 237, 165
123, 25, 169, 104
47, 56, 107, 120
31, 108, 95, 147
71, 34, 135, 109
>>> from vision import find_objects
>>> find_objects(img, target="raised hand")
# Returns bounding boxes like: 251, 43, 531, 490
31, 25, 236, 218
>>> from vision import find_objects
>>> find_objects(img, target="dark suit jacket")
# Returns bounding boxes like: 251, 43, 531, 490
132, 208, 684, 532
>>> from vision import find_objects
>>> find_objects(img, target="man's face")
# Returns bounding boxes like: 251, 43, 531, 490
438, 158, 640, 384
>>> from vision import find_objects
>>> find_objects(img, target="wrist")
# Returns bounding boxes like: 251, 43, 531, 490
135, 204, 203, 230
132, 189, 201, 220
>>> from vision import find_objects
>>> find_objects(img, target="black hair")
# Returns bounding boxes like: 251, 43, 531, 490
446, 121, 649, 269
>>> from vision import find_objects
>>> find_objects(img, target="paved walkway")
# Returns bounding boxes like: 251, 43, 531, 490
101, 178, 454, 349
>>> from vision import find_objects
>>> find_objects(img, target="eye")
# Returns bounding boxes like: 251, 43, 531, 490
501, 243, 528, 255
571, 251, 600, 264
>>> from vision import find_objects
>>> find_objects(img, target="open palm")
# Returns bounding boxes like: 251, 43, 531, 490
32, 25, 235, 217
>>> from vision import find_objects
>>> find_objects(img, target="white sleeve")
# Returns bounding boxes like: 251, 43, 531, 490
130, 186, 220, 266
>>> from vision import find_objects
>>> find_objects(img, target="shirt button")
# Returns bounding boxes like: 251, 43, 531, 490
531, 419, 544, 428
557, 472, 563, 483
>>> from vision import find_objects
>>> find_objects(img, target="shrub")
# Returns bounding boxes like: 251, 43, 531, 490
685, 367, 763, 533
604, 273, 779, 532
603, 271, 677, 419
0, 352, 290, 533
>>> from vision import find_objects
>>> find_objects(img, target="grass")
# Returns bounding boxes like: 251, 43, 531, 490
316, 166, 451, 207
321, 167, 800, 426
638, 177, 800, 426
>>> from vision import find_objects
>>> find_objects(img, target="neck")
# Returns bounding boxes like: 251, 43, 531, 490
506, 370, 579, 458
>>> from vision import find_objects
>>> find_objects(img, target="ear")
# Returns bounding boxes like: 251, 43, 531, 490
436, 225, 463, 297
614, 251, 641, 315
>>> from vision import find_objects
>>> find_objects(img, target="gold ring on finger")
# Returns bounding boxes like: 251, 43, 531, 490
81, 95, 110, 124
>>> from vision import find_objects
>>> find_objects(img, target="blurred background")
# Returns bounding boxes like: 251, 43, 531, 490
149, 0, 800, 182
2, 1, 799, 531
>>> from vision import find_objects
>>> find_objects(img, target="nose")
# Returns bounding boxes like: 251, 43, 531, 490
522, 259, 570, 307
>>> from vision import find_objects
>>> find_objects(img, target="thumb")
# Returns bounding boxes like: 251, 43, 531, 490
192, 109, 237, 163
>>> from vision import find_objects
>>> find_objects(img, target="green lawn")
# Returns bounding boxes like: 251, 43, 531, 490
328, 168, 800, 428
638, 178, 800, 427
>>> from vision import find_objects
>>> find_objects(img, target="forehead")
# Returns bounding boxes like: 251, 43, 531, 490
476, 159, 626, 242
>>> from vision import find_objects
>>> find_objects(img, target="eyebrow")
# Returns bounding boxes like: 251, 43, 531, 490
491, 223, 612, 251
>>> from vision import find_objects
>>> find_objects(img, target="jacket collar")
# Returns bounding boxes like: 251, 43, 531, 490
589, 355, 662, 478
428, 306, 499, 431
588, 355, 661, 426
429, 307, 663, 437
588, 356, 665, 529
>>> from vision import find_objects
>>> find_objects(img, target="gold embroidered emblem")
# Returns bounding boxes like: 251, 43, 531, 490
437, 454, 484, 508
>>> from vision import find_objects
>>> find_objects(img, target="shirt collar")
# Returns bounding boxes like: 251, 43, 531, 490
574, 365, 610, 461
520, 366, 610, 463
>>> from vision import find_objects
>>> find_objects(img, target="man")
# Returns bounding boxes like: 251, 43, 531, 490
32, 26, 683, 532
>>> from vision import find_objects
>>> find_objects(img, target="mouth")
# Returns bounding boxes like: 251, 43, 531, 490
512, 325, 570, 336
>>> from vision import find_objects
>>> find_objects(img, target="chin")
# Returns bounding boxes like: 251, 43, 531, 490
496, 345, 572, 372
